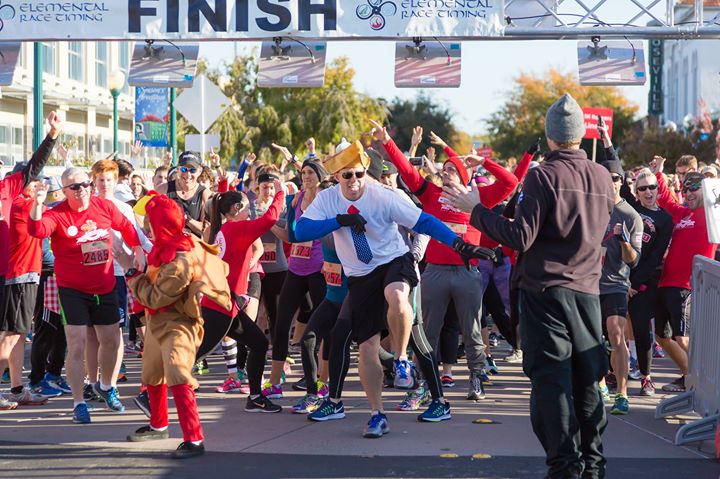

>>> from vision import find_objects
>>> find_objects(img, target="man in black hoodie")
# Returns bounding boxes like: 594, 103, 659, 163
443, 94, 614, 479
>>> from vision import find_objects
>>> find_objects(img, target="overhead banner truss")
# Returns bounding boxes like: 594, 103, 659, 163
0, 1, 718, 41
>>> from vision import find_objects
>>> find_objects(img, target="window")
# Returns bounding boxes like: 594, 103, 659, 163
95, 42, 108, 88
119, 42, 131, 93
68, 42, 84, 81
42, 42, 56, 75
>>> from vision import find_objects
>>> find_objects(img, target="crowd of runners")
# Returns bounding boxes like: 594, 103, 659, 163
0, 95, 718, 476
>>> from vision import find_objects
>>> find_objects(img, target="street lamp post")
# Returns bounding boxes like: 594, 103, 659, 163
107, 70, 126, 159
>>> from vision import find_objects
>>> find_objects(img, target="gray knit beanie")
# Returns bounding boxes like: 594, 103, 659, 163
545, 94, 586, 144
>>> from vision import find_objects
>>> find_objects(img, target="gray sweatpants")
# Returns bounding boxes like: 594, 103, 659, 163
421, 264, 486, 374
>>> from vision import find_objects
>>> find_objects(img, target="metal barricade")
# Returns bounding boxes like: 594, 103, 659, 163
655, 256, 720, 445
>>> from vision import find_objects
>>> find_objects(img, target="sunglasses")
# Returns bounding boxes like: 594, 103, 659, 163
180, 166, 198, 174
341, 170, 366, 180
63, 181, 93, 191
636, 184, 658, 192
611, 174, 623, 183
682, 184, 701, 193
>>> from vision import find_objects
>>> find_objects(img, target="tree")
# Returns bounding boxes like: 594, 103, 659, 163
620, 123, 718, 168
387, 93, 457, 156
486, 69, 639, 159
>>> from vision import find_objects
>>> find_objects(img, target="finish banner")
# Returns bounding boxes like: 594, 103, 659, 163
0, 1, 505, 41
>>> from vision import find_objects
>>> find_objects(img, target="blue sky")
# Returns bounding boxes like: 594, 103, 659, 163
199, 5, 656, 135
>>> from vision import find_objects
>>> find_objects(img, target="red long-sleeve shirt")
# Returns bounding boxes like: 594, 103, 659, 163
203, 191, 284, 316
655, 172, 717, 290
384, 139, 518, 265
28, 196, 141, 295
7, 196, 43, 281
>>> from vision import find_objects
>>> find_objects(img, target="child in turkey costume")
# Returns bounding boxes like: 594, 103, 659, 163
126, 194, 231, 459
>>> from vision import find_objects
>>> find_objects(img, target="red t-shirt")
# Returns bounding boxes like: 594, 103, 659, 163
28, 196, 141, 295
384, 139, 518, 265
0, 172, 25, 277
7, 195, 43, 281
656, 172, 718, 290
202, 191, 284, 317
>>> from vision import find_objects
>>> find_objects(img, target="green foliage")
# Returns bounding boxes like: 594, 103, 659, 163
620, 125, 719, 168
387, 93, 456, 156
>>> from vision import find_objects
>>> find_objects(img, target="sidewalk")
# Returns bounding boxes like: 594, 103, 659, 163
1, 343, 717, 479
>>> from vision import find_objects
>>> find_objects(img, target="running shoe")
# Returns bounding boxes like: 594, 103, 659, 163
317, 381, 329, 398
467, 373, 486, 400
117, 362, 128, 383
83, 383, 101, 401
383, 369, 395, 388
393, 359, 417, 389
488, 332, 499, 347
441, 375, 455, 388
456, 343, 466, 360
44, 373, 71, 394
192, 359, 210, 375
640, 377, 656, 397
236, 369, 248, 384
72, 403, 91, 424
216, 377, 249, 394
603, 338, 614, 354
292, 377, 307, 391
479, 371, 493, 386
283, 359, 293, 376
292, 394, 322, 414
172, 441, 205, 459
629, 355, 638, 371
4, 387, 49, 405
363, 413, 389, 438
134, 390, 151, 418
29, 380, 63, 398
661, 376, 686, 393
93, 382, 126, 413
599, 384, 611, 403
605, 373, 617, 392
396, 384, 430, 411
486, 357, 499, 375
505, 349, 523, 364
127, 425, 170, 442
652, 343, 665, 358
1, 368, 9, 384
260, 382, 283, 399
418, 399, 452, 422
308, 399, 345, 421
245, 395, 282, 413
0, 395, 18, 410
610, 394, 629, 415
628, 366, 642, 381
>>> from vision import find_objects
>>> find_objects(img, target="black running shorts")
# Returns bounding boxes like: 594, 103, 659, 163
58, 286, 121, 327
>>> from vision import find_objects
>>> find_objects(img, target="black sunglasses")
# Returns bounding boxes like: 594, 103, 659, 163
610, 174, 623, 183
180, 166, 198, 174
683, 184, 701, 193
341, 170, 366, 180
636, 184, 658, 192
63, 181, 93, 191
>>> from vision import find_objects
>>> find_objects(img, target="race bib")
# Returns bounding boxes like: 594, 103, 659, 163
261, 242, 278, 264
290, 241, 313, 259
81, 240, 110, 266
443, 221, 468, 235
322, 262, 343, 287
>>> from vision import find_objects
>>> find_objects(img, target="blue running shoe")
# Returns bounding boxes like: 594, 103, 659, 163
418, 399, 452, 423
72, 403, 91, 424
393, 359, 417, 389
610, 394, 629, 415
363, 413, 389, 438
1, 368, 9, 384
30, 380, 63, 398
308, 399, 345, 422
93, 382, 125, 413
486, 357, 499, 375
45, 373, 71, 394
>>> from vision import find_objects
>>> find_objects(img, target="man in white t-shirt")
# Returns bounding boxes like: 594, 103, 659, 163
295, 141, 494, 438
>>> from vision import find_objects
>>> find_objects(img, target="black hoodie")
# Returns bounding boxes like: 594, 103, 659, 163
470, 148, 614, 294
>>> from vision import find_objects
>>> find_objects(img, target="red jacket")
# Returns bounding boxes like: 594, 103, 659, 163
656, 172, 718, 290
7, 195, 43, 281
28, 196, 140, 295
383, 139, 518, 265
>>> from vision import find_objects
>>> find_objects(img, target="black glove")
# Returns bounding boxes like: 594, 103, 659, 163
528, 138, 541, 155
453, 237, 496, 270
336, 214, 367, 233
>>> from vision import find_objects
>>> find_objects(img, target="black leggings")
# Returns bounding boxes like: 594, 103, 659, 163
301, 299, 343, 395
327, 287, 443, 402
627, 280, 658, 377
200, 308, 269, 395
510, 286, 521, 350
29, 272, 66, 385
483, 278, 518, 350
437, 302, 459, 365
260, 271, 286, 341
272, 271, 326, 361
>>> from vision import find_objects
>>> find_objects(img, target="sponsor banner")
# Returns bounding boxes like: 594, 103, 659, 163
135, 87, 169, 148
0, 1, 504, 41
582, 107, 614, 140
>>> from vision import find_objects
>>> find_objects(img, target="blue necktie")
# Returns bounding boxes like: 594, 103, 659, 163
348, 206, 373, 264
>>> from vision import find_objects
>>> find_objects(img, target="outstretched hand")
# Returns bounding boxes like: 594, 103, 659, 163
369, 120, 391, 144
441, 181, 480, 214
452, 237, 496, 270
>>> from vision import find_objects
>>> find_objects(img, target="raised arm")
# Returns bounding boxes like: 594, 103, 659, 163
371, 120, 426, 193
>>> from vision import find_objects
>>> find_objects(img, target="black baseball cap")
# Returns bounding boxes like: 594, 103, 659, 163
178, 151, 202, 168
381, 161, 398, 176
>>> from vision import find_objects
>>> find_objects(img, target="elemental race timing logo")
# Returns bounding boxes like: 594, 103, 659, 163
0, 1, 16, 31
356, 0, 397, 30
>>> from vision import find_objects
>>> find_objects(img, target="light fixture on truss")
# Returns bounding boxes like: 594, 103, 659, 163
395, 38, 461, 88
258, 38, 326, 88
129, 40, 199, 88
